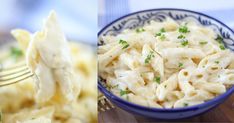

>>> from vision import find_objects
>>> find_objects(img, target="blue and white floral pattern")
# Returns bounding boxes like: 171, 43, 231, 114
98, 9, 234, 50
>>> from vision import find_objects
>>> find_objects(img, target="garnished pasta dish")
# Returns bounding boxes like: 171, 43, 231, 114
98, 18, 234, 108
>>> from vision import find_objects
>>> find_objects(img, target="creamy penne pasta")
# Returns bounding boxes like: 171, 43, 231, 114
98, 18, 234, 108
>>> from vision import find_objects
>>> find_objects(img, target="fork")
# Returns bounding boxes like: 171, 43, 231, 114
98, 95, 115, 112
0, 61, 33, 87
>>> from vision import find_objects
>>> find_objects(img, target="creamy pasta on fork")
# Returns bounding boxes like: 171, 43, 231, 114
98, 18, 234, 108
0, 11, 97, 123
12, 11, 80, 104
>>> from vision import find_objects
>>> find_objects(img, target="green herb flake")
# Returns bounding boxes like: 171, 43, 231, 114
179, 62, 183, 68
199, 41, 208, 45
179, 25, 190, 33
119, 39, 129, 49
144, 51, 155, 64
10, 47, 23, 59
159, 34, 166, 41
214, 35, 225, 50
215, 61, 219, 64
160, 28, 166, 33
155, 33, 161, 37
164, 85, 167, 88
155, 28, 166, 37
184, 103, 189, 107
120, 89, 130, 96
215, 35, 223, 44
219, 45, 225, 50
136, 28, 145, 33
177, 34, 185, 39
181, 40, 189, 46
154, 76, 161, 84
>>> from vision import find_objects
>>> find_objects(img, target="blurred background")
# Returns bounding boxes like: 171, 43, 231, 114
0, 0, 97, 45
99, 0, 234, 31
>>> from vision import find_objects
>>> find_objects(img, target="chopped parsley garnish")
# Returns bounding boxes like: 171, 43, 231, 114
154, 76, 161, 84
177, 34, 188, 46
178, 62, 183, 68
199, 41, 208, 45
184, 103, 189, 107
136, 28, 145, 33
215, 61, 219, 64
179, 25, 190, 33
10, 47, 23, 60
159, 34, 166, 40
155, 33, 162, 37
119, 39, 129, 49
219, 45, 225, 50
181, 40, 189, 46
160, 28, 166, 33
164, 85, 167, 88
120, 89, 130, 96
155, 28, 166, 40
144, 51, 155, 64
215, 35, 225, 50
215, 35, 223, 44
177, 34, 185, 39
155, 33, 166, 40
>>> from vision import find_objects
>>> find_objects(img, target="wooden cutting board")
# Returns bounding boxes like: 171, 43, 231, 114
98, 94, 234, 123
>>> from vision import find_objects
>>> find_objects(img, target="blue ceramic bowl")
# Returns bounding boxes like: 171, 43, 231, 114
98, 8, 234, 119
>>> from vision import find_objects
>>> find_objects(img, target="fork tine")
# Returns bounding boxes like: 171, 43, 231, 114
0, 72, 33, 87
0, 65, 28, 77
98, 96, 115, 112
0, 62, 33, 87
98, 100, 105, 112
0, 70, 31, 81
105, 98, 114, 108
98, 96, 105, 111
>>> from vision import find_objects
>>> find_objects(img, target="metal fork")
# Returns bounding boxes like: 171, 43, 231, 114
0, 62, 33, 87
98, 95, 115, 112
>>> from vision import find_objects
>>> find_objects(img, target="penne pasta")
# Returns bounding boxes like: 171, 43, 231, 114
98, 18, 234, 108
